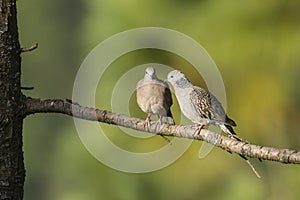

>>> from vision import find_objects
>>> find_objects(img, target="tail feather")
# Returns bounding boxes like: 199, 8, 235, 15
220, 124, 260, 178
224, 124, 236, 135
167, 109, 173, 119
225, 115, 236, 127
220, 124, 242, 141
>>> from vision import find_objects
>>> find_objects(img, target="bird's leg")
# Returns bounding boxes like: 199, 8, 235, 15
144, 114, 151, 130
155, 115, 163, 128
193, 124, 204, 139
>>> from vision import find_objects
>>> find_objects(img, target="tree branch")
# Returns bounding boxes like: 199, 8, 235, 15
24, 97, 300, 165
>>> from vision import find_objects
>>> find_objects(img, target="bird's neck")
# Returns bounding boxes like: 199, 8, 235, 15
144, 74, 157, 81
175, 77, 192, 89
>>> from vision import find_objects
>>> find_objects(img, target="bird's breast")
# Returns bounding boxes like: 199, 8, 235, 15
136, 84, 168, 115
174, 88, 202, 123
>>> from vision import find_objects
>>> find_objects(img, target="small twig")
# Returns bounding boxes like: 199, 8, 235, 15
159, 134, 173, 145
20, 43, 38, 53
245, 159, 261, 178
21, 86, 34, 90
238, 154, 261, 178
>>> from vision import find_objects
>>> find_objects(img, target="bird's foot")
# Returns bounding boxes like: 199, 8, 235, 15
154, 116, 164, 129
193, 124, 204, 139
144, 115, 151, 131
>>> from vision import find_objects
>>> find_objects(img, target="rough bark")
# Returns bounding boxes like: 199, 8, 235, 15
0, 0, 25, 199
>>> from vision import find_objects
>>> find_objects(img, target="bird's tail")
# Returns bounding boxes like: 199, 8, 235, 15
224, 124, 237, 135
220, 125, 261, 178
167, 109, 173, 118
220, 124, 242, 141
225, 115, 237, 127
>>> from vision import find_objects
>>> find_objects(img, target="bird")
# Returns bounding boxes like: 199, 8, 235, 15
167, 70, 262, 178
136, 67, 174, 128
167, 70, 238, 138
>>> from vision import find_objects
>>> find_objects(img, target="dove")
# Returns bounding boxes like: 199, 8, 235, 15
167, 70, 237, 138
136, 67, 174, 127
167, 70, 261, 178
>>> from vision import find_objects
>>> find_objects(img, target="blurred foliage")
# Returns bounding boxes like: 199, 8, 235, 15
18, 0, 300, 199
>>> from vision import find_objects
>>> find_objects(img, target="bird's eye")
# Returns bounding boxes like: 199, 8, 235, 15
170, 75, 173, 78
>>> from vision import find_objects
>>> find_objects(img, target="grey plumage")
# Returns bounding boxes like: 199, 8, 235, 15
167, 70, 262, 178
167, 70, 237, 136
136, 67, 174, 126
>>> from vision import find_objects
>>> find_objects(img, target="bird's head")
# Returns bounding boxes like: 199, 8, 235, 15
167, 70, 192, 89
145, 67, 157, 79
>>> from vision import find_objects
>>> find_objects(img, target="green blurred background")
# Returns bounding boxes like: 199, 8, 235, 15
18, 0, 300, 199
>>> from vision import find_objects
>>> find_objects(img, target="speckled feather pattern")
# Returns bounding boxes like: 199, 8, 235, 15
167, 70, 237, 135
189, 86, 235, 126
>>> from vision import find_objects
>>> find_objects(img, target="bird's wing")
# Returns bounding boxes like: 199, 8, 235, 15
189, 87, 213, 120
189, 86, 227, 123
163, 86, 173, 118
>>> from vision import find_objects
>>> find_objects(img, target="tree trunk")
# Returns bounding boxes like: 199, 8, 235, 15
0, 0, 25, 199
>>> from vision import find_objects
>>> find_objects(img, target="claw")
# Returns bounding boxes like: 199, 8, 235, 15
193, 124, 204, 138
